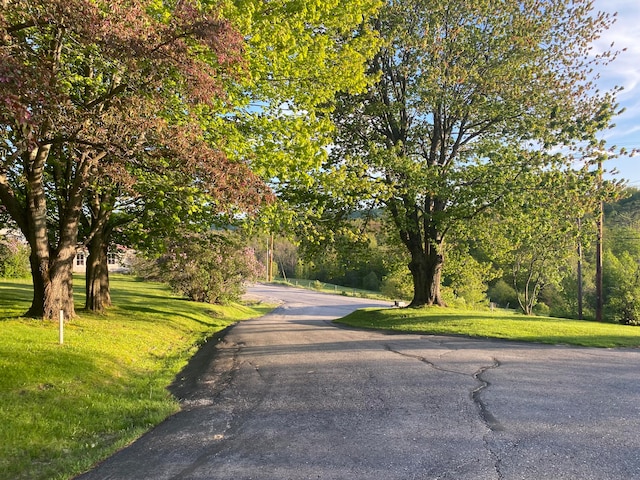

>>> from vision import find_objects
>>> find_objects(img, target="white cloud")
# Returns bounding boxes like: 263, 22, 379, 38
591, 0, 640, 183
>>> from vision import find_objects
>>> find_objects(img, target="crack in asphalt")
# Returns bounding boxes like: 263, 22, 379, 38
472, 358, 504, 480
383, 344, 470, 377
472, 358, 502, 431
385, 344, 505, 479
385, 344, 503, 432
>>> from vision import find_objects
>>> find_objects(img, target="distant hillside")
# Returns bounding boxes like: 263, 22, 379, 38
604, 188, 640, 228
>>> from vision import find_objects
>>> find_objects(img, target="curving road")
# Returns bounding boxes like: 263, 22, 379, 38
77, 284, 640, 479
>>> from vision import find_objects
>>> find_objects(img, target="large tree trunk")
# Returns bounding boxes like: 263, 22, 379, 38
20, 144, 93, 319
21, 144, 67, 319
389, 195, 447, 308
44, 252, 76, 319
85, 230, 111, 312
408, 244, 445, 308
83, 189, 115, 312
27, 248, 48, 318
26, 224, 78, 319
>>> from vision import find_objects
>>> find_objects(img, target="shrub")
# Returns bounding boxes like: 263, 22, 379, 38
158, 231, 265, 304
487, 279, 518, 308
453, 279, 487, 306
533, 302, 551, 316
380, 269, 413, 300
0, 237, 30, 278
609, 293, 640, 326
604, 250, 640, 325
362, 271, 381, 291
440, 285, 464, 308
129, 255, 163, 281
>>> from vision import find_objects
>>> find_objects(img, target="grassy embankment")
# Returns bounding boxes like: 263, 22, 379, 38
0, 275, 272, 480
272, 278, 387, 299
274, 278, 640, 348
335, 306, 640, 348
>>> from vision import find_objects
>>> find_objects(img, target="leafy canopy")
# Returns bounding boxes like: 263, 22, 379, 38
311, 0, 623, 306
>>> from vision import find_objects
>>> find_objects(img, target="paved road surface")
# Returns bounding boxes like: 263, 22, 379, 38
77, 284, 640, 479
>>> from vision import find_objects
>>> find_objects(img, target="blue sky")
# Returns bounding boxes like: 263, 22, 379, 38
592, 0, 640, 186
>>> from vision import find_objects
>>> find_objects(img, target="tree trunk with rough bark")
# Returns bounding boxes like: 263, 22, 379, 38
407, 243, 445, 308
27, 248, 47, 319
85, 230, 111, 312
83, 188, 116, 312
44, 252, 76, 319
390, 197, 447, 308
26, 218, 79, 319
19, 144, 92, 319
20, 145, 77, 319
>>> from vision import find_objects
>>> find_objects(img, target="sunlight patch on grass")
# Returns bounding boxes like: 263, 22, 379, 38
0, 275, 272, 480
335, 306, 640, 348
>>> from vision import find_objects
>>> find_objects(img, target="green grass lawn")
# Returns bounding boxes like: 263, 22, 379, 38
335, 306, 640, 348
0, 275, 272, 480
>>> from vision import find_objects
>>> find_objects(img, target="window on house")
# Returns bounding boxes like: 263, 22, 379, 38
107, 253, 117, 265
76, 252, 85, 266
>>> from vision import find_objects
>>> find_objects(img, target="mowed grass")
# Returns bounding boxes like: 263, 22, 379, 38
0, 275, 272, 480
335, 306, 640, 348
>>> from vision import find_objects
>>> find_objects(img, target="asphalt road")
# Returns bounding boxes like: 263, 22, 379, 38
77, 284, 640, 480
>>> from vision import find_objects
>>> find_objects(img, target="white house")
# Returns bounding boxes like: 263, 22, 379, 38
73, 246, 135, 274
2, 228, 134, 273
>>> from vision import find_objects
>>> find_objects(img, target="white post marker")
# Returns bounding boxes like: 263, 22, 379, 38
59, 309, 64, 345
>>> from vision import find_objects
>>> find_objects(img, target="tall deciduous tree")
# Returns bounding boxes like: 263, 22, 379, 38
78, 0, 382, 312
81, 157, 253, 313
0, 0, 266, 319
214, 0, 382, 231
326, 0, 622, 307
484, 168, 608, 315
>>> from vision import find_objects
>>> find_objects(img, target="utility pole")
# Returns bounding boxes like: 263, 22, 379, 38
595, 158, 604, 322
268, 233, 274, 282
577, 218, 583, 320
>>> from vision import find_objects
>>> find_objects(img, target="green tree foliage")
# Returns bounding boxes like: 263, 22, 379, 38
604, 188, 640, 229
530, 189, 636, 321
215, 0, 382, 234
605, 249, 640, 325
380, 269, 413, 301
79, 0, 382, 312
323, 0, 622, 307
0, 0, 266, 318
294, 218, 388, 290
599, 194, 640, 324
271, 237, 299, 280
487, 279, 518, 309
443, 247, 496, 307
79, 164, 253, 313
485, 169, 605, 315
156, 231, 265, 305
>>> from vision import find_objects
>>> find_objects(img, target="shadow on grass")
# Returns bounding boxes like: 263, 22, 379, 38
114, 304, 217, 328
0, 280, 33, 320
0, 279, 33, 296
0, 275, 228, 330
0, 275, 172, 316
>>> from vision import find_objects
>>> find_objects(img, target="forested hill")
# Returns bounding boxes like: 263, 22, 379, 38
605, 188, 640, 228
